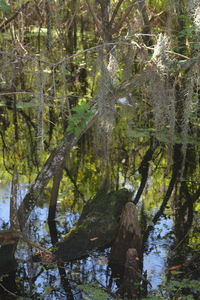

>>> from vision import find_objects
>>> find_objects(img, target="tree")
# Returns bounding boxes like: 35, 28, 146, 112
0, 0, 199, 298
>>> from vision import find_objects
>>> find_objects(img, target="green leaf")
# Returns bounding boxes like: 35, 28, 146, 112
16, 102, 39, 108
67, 102, 93, 137
79, 283, 110, 300
128, 128, 154, 138
0, 0, 11, 13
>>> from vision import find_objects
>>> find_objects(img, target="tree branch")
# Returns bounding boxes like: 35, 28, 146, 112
110, 0, 124, 26
134, 139, 158, 204
17, 110, 99, 229
85, 0, 102, 34
136, 0, 153, 46
65, 167, 86, 203
0, 1, 30, 32
112, 3, 134, 34
143, 144, 183, 246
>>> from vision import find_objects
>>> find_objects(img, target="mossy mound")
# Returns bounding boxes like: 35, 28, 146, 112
55, 188, 132, 261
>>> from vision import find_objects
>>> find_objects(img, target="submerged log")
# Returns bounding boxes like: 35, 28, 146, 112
53, 189, 132, 261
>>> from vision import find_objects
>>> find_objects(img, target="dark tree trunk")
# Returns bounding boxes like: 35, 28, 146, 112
109, 202, 142, 299
48, 165, 64, 222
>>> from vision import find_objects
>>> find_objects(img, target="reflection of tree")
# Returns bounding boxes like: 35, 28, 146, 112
0, 257, 18, 298
134, 138, 158, 205
48, 220, 75, 299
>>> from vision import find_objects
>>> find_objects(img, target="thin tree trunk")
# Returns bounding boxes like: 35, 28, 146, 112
17, 110, 98, 229
48, 166, 64, 222
134, 139, 157, 204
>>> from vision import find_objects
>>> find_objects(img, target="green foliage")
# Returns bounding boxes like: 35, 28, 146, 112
0, 0, 199, 298
79, 283, 110, 300
0, 0, 10, 13
16, 101, 39, 108
147, 0, 168, 12
128, 128, 155, 138
166, 278, 200, 295
128, 127, 200, 145
141, 277, 200, 300
67, 102, 93, 137
141, 296, 163, 300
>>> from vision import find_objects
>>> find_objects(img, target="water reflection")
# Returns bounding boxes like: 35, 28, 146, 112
144, 218, 173, 290
0, 183, 175, 299
0, 183, 10, 225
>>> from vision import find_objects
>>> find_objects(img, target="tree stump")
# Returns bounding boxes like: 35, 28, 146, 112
121, 248, 140, 299
109, 202, 142, 265
109, 202, 142, 299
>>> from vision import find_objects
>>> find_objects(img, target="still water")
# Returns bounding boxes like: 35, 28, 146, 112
0, 182, 173, 299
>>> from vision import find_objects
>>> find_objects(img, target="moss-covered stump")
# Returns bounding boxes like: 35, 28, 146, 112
54, 189, 132, 261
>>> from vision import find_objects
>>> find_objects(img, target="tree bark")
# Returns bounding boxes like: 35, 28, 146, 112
17, 111, 99, 229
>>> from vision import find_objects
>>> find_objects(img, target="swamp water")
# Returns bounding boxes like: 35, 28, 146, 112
0, 183, 177, 299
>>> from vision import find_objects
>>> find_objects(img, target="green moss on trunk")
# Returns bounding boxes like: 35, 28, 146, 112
55, 189, 132, 261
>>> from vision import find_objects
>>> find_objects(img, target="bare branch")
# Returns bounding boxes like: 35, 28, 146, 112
85, 0, 102, 34
0, 283, 31, 300
110, 0, 124, 26
136, 0, 153, 46
112, 3, 135, 34
134, 139, 158, 204
0, 1, 30, 32
177, 55, 200, 72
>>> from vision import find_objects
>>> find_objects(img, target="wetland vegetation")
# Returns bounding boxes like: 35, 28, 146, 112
0, 0, 199, 299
